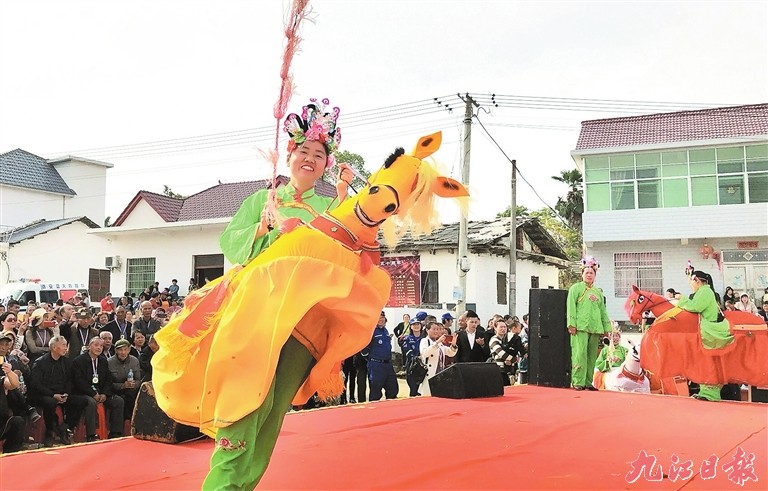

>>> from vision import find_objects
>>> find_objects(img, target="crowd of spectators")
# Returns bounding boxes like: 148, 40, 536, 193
0, 280, 179, 452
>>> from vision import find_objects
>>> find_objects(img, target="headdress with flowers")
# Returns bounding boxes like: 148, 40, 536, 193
580, 256, 599, 271
283, 98, 341, 169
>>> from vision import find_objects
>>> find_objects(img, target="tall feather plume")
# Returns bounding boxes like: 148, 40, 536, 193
264, 0, 312, 229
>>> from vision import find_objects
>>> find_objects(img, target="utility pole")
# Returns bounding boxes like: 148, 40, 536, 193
456, 94, 475, 315
509, 160, 517, 317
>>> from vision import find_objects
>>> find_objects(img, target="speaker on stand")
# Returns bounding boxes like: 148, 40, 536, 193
528, 288, 571, 388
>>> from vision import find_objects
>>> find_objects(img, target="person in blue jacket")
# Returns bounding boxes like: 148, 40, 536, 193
400, 319, 426, 396
362, 312, 399, 401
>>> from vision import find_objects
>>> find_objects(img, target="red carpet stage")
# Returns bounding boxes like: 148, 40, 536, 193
1, 385, 766, 490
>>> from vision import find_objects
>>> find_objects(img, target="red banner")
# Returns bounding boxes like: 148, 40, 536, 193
380, 256, 421, 307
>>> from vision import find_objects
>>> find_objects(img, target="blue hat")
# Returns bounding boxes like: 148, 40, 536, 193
441, 312, 454, 321
414, 311, 428, 322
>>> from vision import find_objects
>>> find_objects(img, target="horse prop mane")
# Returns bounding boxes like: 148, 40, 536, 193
625, 285, 768, 387
152, 132, 469, 433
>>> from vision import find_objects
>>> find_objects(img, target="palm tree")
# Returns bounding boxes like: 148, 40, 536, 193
551, 169, 583, 232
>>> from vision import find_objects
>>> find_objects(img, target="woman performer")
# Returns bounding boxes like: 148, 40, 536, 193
208, 98, 352, 488
566, 257, 612, 390
676, 269, 734, 401
219, 98, 352, 266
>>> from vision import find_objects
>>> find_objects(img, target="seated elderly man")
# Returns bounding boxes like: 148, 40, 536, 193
99, 331, 116, 359
28, 336, 87, 446
108, 338, 141, 420
71, 337, 124, 441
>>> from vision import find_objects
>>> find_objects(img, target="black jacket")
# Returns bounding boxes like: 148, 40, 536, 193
71, 353, 115, 397
455, 329, 491, 363
101, 319, 133, 343
29, 353, 74, 397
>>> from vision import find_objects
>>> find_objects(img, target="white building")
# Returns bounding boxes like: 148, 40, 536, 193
571, 103, 768, 321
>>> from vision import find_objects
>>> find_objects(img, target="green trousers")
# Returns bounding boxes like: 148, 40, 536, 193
697, 384, 722, 401
203, 337, 315, 490
570, 330, 601, 388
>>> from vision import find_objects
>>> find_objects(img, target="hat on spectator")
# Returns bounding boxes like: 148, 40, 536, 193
76, 308, 92, 319
441, 312, 454, 321
114, 338, 131, 349
29, 308, 47, 327
414, 311, 428, 322
0, 331, 15, 342
409, 318, 421, 325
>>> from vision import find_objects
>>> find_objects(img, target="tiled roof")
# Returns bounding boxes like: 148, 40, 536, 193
113, 176, 338, 225
387, 217, 568, 260
0, 149, 75, 195
574, 103, 768, 151
1, 217, 99, 245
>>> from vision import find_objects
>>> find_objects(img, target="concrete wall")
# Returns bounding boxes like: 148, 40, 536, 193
0, 185, 65, 227
584, 203, 767, 243
588, 235, 767, 322
4, 221, 108, 285
52, 160, 108, 228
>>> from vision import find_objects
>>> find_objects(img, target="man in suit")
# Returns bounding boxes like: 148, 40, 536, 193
455, 310, 490, 363
101, 306, 132, 343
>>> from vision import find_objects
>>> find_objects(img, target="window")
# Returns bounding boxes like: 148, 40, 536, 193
584, 143, 765, 211
614, 252, 662, 297
496, 272, 507, 305
126, 258, 156, 296
420, 271, 439, 304
531, 276, 539, 289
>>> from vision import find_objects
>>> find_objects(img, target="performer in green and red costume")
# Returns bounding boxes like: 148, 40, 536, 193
567, 256, 612, 390
676, 269, 734, 401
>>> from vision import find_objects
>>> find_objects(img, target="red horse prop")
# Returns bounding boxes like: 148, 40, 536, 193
626, 285, 768, 386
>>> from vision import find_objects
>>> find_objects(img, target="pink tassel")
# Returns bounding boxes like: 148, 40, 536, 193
267, 0, 312, 227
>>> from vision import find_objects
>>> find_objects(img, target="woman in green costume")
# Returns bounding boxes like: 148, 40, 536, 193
220, 98, 353, 266
207, 98, 353, 489
567, 256, 612, 390
676, 269, 734, 401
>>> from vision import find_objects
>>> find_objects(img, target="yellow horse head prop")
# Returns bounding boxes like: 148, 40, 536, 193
330, 131, 469, 248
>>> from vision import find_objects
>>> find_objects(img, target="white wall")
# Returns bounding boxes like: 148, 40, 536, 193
384, 249, 561, 322
53, 160, 108, 227
118, 200, 169, 228
584, 203, 768, 243
588, 235, 766, 322
0, 185, 65, 227
98, 223, 228, 295
4, 222, 109, 285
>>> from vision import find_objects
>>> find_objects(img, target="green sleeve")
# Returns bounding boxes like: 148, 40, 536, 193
677, 287, 711, 314
566, 283, 582, 328
219, 190, 268, 265
600, 290, 612, 333
595, 348, 610, 372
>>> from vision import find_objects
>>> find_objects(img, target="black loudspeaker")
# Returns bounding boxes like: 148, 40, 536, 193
132, 382, 203, 444
528, 288, 571, 388
428, 363, 505, 399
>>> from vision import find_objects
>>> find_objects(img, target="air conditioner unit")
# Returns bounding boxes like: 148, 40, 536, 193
105, 256, 122, 270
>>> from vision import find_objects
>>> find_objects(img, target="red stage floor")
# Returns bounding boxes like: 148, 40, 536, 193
1, 385, 766, 490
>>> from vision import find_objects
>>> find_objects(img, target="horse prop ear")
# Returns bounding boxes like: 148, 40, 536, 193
411, 131, 442, 160
432, 177, 469, 198
631, 285, 640, 293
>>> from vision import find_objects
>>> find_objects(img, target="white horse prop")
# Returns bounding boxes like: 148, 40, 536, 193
597, 341, 651, 393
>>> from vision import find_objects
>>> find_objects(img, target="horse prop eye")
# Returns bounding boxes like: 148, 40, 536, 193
384, 203, 396, 213
369, 186, 380, 194
637, 295, 645, 303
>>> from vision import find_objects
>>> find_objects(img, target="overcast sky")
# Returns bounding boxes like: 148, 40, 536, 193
1, 0, 766, 224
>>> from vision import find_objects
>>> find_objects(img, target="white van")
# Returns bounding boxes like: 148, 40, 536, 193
0, 280, 90, 312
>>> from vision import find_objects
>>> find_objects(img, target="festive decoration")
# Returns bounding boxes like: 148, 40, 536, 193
283, 98, 342, 168
699, 243, 714, 259
579, 256, 599, 271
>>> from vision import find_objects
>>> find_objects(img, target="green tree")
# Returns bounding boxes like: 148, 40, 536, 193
162, 185, 184, 199
327, 150, 370, 190
495, 205, 531, 219
551, 169, 583, 232
530, 207, 583, 288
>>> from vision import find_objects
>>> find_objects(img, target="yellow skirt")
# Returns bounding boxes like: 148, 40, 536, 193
151, 227, 390, 433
